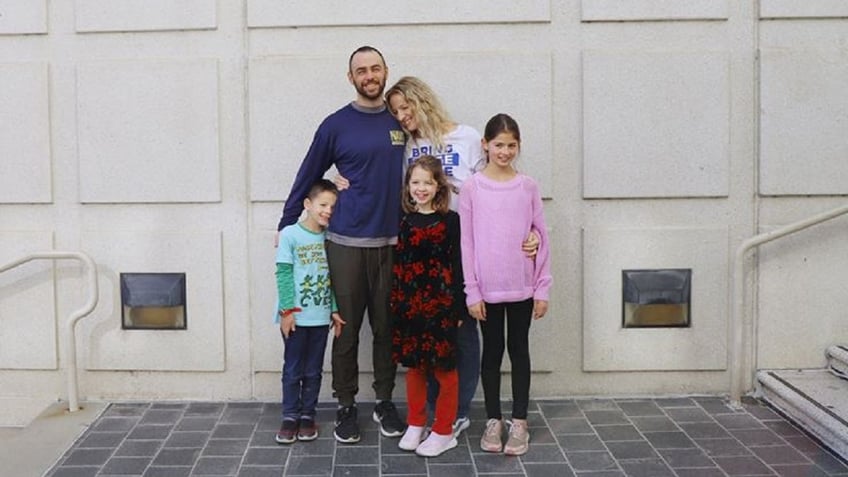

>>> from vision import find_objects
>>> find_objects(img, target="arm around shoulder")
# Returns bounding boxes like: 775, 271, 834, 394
277, 124, 337, 230
458, 180, 483, 307
527, 177, 552, 302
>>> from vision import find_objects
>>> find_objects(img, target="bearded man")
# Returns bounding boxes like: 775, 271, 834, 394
276, 46, 406, 444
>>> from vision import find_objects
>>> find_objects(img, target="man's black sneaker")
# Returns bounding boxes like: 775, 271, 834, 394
372, 401, 405, 437
334, 405, 361, 444
275, 419, 297, 444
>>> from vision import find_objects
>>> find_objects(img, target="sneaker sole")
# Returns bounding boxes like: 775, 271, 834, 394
372, 411, 404, 437
333, 431, 361, 444
480, 443, 503, 453
297, 433, 318, 442
274, 435, 296, 445
504, 445, 528, 456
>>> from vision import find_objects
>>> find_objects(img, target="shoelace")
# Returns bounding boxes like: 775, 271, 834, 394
484, 420, 500, 437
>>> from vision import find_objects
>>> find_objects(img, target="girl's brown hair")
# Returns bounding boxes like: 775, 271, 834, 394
402, 155, 451, 214
483, 113, 521, 142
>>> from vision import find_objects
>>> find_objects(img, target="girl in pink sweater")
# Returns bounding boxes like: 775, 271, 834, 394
458, 113, 552, 456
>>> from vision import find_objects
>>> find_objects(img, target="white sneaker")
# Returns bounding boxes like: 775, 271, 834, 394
453, 417, 470, 437
398, 425, 425, 451
415, 431, 458, 457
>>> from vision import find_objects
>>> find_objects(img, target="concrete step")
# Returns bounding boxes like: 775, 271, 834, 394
756, 369, 848, 459
826, 345, 848, 379
0, 396, 59, 428
0, 401, 106, 477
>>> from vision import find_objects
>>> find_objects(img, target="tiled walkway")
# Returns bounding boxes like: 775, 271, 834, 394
45, 397, 848, 477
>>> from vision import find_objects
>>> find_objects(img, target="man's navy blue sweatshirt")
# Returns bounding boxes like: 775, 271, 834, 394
277, 102, 405, 245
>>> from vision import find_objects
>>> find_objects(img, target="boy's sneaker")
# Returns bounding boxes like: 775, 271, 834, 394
453, 416, 471, 437
372, 401, 405, 437
275, 419, 298, 444
504, 419, 530, 456
334, 405, 360, 444
297, 417, 318, 441
480, 418, 504, 453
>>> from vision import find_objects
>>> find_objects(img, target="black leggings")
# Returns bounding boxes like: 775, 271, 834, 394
479, 298, 533, 420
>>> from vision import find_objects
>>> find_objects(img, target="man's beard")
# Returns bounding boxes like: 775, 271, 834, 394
355, 79, 386, 100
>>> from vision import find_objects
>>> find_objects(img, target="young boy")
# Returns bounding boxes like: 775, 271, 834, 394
275, 179, 345, 444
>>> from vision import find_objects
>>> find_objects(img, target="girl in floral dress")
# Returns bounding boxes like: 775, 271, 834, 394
392, 154, 465, 457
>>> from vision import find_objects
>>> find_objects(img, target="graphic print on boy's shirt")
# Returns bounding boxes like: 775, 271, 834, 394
275, 224, 334, 327
292, 241, 333, 308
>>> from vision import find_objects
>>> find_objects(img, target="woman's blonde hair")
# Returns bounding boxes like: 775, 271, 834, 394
385, 76, 454, 151
402, 155, 451, 214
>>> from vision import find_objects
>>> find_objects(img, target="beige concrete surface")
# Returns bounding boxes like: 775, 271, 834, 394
0, 401, 106, 477
0, 397, 57, 428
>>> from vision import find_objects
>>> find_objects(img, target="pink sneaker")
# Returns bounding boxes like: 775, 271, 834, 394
480, 418, 504, 453
504, 419, 530, 456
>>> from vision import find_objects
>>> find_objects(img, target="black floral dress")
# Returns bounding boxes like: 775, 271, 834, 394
391, 211, 465, 370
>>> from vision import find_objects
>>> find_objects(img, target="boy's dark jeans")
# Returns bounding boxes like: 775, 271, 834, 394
281, 325, 330, 420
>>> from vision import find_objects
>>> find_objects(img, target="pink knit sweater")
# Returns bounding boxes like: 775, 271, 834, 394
458, 172, 552, 306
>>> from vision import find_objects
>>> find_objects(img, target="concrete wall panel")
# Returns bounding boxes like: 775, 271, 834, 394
757, 221, 848, 369
0, 0, 47, 34
248, 56, 352, 203
0, 231, 56, 369
759, 49, 848, 195
761, 0, 848, 19
75, 0, 216, 32
247, 0, 550, 28
0, 62, 51, 203
77, 59, 221, 203
80, 230, 225, 371
582, 0, 728, 22
583, 50, 730, 198
583, 226, 728, 371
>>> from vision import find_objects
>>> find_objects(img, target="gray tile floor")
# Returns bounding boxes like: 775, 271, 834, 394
45, 397, 848, 477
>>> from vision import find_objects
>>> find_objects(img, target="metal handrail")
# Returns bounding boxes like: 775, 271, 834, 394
730, 203, 848, 407
0, 251, 98, 412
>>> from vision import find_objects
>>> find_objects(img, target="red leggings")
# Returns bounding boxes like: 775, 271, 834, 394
405, 366, 458, 436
